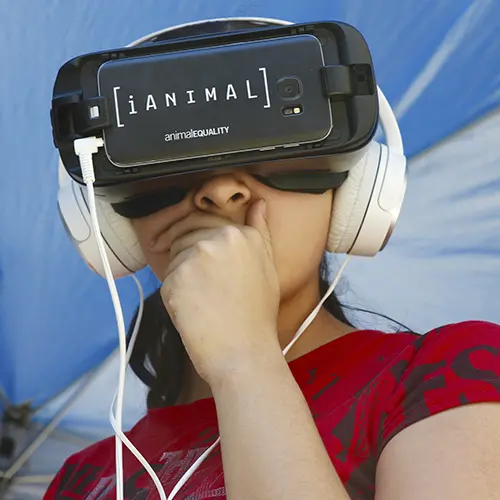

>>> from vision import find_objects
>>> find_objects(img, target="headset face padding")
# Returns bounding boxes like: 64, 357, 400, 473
58, 139, 406, 278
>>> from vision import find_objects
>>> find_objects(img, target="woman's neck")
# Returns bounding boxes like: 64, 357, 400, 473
175, 279, 356, 406
276, 279, 356, 363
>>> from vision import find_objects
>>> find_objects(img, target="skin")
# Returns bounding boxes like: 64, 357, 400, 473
131, 168, 500, 500
132, 169, 356, 403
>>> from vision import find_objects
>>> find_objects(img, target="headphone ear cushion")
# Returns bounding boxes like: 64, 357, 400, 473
327, 142, 380, 254
57, 159, 147, 278
92, 196, 147, 277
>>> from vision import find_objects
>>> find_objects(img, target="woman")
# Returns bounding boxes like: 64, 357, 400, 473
45, 19, 500, 500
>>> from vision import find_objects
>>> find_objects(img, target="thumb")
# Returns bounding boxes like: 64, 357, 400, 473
246, 199, 272, 249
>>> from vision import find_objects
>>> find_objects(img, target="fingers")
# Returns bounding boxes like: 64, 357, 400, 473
246, 199, 273, 255
169, 227, 219, 261
159, 202, 274, 280
151, 212, 234, 253
164, 244, 197, 277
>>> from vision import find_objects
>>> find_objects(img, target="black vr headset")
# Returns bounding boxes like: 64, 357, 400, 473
52, 19, 379, 203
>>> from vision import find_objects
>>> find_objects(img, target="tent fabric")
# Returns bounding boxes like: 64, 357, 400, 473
0, 1, 499, 498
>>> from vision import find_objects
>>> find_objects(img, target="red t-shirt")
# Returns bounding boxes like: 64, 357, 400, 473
44, 320, 500, 499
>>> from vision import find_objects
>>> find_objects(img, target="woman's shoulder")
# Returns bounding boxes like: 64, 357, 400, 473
289, 320, 500, 386
421, 318, 499, 337
354, 319, 500, 366
399, 319, 500, 362
43, 436, 113, 498
44, 419, 146, 498
358, 320, 500, 456
371, 319, 500, 391
302, 319, 500, 418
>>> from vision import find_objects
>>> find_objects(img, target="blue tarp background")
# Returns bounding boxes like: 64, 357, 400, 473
0, 1, 499, 497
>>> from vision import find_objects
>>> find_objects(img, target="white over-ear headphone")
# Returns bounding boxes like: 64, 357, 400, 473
57, 17, 407, 279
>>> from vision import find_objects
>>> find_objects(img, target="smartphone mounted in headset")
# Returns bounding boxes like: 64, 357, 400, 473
51, 21, 378, 201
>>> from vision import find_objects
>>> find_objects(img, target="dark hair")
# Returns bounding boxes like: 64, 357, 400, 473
127, 256, 355, 409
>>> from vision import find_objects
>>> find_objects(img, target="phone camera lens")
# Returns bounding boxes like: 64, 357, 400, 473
277, 77, 302, 100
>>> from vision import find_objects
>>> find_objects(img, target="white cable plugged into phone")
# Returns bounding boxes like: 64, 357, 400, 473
74, 136, 351, 500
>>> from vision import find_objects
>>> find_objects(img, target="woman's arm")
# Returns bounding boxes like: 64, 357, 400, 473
375, 402, 500, 500
160, 204, 350, 498
211, 342, 350, 500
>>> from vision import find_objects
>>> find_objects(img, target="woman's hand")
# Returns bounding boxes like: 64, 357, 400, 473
160, 199, 282, 386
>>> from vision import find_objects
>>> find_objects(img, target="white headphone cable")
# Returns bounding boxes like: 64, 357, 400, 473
75, 137, 168, 500
74, 135, 353, 499
164, 254, 350, 498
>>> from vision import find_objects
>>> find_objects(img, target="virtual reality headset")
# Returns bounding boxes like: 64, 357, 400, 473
51, 19, 381, 205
